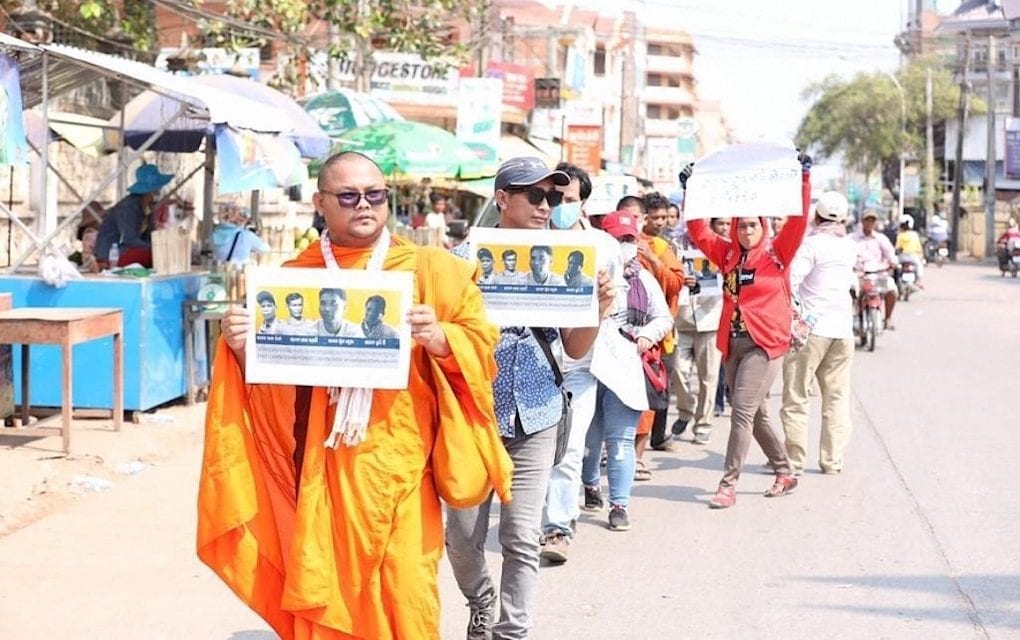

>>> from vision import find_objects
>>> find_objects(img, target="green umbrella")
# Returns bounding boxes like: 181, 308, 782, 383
302, 89, 403, 137
319, 120, 496, 180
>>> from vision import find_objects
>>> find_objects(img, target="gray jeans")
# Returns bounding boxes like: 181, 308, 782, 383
721, 335, 792, 488
445, 424, 557, 640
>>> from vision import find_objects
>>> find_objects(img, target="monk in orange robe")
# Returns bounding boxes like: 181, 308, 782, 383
198, 151, 513, 640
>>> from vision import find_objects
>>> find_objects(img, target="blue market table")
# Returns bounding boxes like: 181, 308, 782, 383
0, 273, 205, 414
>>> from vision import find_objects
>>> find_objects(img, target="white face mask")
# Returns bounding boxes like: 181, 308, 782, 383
620, 242, 638, 263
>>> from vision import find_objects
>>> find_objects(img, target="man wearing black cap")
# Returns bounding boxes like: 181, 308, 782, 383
446, 156, 615, 640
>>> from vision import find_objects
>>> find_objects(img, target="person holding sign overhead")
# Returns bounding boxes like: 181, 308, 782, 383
202, 151, 512, 640
680, 150, 812, 509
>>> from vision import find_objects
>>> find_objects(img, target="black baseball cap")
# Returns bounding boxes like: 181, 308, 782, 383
494, 156, 570, 191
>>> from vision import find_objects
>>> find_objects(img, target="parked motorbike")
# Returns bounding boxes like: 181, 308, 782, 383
998, 239, 1020, 277
897, 260, 920, 301
853, 267, 887, 352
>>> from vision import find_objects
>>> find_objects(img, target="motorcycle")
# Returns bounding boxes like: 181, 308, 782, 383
853, 267, 887, 352
998, 239, 1020, 277
897, 259, 920, 301
925, 238, 949, 267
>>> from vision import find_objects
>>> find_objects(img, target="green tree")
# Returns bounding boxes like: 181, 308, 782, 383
204, 0, 489, 91
796, 57, 961, 201
1, 1, 157, 56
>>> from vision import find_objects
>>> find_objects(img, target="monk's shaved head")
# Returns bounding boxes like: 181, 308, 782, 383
317, 151, 384, 190
312, 150, 391, 249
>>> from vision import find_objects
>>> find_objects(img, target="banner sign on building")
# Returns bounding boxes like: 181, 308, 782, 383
0, 54, 28, 166
1005, 117, 1020, 179
157, 48, 262, 79
564, 125, 602, 176
485, 62, 535, 110
676, 117, 699, 164
456, 78, 503, 165
313, 52, 461, 106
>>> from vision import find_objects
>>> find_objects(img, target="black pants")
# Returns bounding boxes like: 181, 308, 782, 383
650, 351, 676, 448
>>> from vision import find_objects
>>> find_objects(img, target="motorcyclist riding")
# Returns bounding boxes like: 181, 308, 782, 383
851, 211, 899, 329
895, 214, 925, 289
996, 218, 1020, 272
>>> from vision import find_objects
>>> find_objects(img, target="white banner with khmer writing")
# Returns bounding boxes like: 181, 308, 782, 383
683, 142, 802, 220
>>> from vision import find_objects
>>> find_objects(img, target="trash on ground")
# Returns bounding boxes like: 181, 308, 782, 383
114, 461, 149, 476
70, 475, 113, 492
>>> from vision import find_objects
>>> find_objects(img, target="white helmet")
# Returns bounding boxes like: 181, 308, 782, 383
900, 213, 914, 229
815, 191, 849, 223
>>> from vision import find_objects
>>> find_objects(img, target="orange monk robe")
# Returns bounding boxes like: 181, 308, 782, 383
197, 236, 513, 640
639, 233, 684, 316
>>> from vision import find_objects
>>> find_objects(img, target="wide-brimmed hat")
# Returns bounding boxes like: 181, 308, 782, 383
600, 210, 642, 240
128, 163, 173, 195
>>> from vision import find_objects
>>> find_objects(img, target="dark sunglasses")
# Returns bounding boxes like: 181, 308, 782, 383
506, 186, 564, 207
323, 189, 390, 208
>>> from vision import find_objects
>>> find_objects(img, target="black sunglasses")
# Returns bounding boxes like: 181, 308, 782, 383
322, 189, 390, 208
506, 186, 564, 208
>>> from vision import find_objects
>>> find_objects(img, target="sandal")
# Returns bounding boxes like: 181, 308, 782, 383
764, 474, 798, 498
633, 459, 652, 481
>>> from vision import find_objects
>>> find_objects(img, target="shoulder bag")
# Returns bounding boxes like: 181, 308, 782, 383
530, 328, 573, 466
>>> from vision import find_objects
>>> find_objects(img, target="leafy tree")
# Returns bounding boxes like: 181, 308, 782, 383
203, 0, 489, 91
1, 1, 157, 56
796, 57, 961, 201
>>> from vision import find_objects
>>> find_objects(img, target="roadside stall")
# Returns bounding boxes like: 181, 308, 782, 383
0, 36, 313, 418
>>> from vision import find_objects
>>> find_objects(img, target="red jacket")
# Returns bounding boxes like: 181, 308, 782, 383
686, 170, 811, 361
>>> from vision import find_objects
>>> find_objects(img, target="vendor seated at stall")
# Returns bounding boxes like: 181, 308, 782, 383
68, 224, 100, 274
95, 163, 173, 269
211, 202, 270, 265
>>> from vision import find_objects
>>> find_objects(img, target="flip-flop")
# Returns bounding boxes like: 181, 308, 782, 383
634, 459, 652, 481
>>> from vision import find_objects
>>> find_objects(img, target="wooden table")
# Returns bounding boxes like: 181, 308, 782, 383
0, 308, 123, 453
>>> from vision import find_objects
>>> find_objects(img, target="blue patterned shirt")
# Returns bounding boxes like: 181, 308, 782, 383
451, 242, 563, 438
492, 327, 563, 438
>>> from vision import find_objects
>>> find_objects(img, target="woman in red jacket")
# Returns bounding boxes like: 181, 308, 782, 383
683, 160, 811, 509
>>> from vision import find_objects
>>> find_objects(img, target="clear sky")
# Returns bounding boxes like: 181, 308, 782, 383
567, 0, 962, 143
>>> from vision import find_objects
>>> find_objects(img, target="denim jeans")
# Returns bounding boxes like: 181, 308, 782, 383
445, 424, 557, 640
542, 369, 598, 537
580, 382, 641, 507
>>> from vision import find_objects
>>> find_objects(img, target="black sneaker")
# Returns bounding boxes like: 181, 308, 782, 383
583, 485, 604, 512
608, 505, 630, 531
466, 596, 495, 640
671, 418, 688, 437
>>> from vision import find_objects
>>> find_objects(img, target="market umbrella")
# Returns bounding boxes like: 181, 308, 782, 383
302, 89, 404, 137
192, 75, 330, 159
324, 120, 495, 180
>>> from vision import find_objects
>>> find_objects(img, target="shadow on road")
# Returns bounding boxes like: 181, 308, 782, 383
791, 573, 1020, 631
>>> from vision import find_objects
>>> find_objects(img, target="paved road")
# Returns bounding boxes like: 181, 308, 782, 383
0, 263, 1016, 640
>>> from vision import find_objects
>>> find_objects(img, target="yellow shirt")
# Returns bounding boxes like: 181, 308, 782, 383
895, 230, 924, 257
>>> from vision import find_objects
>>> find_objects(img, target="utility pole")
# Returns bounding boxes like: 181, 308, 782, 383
985, 34, 997, 260
950, 36, 971, 262
925, 67, 936, 221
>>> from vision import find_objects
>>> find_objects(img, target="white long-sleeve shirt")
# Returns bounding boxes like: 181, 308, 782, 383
789, 230, 858, 340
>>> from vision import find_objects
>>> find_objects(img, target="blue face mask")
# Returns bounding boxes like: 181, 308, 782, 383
550, 201, 582, 229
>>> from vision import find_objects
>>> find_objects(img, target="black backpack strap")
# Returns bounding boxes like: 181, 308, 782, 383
529, 327, 562, 386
